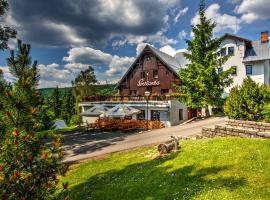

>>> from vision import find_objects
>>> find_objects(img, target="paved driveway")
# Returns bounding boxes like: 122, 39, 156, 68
63, 117, 226, 162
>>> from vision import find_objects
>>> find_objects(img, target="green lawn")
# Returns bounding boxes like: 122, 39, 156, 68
57, 138, 270, 200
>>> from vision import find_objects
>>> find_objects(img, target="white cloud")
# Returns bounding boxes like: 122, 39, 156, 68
178, 30, 187, 40
63, 47, 134, 79
174, 7, 189, 24
43, 21, 87, 45
111, 14, 177, 48
0, 66, 15, 83
159, 45, 178, 57
235, 0, 270, 24
191, 3, 242, 34
159, 45, 187, 57
38, 63, 74, 87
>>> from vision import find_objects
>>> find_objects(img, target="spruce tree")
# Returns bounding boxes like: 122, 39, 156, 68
61, 89, 75, 124
51, 86, 62, 118
0, 40, 67, 199
176, 0, 234, 109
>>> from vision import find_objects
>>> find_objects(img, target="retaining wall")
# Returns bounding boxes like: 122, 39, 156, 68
202, 124, 270, 139
226, 119, 270, 132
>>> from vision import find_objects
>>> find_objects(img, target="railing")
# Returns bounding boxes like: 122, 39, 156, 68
82, 95, 178, 102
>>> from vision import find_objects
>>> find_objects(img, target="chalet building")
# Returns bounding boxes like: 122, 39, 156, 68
117, 45, 182, 96
80, 45, 191, 127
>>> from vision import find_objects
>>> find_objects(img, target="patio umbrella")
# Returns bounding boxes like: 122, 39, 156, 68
80, 104, 109, 117
104, 104, 141, 118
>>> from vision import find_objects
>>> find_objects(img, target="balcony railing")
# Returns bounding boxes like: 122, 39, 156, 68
82, 95, 177, 102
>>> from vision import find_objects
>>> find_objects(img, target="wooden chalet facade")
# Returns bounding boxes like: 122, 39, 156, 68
117, 45, 182, 96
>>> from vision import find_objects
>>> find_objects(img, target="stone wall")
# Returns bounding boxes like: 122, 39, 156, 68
202, 125, 270, 139
226, 119, 270, 132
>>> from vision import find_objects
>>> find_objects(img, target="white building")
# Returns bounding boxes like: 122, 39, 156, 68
175, 32, 270, 95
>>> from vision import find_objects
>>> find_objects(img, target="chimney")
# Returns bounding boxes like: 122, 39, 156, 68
261, 31, 269, 43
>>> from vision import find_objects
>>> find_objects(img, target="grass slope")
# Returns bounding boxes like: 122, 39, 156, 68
58, 138, 270, 200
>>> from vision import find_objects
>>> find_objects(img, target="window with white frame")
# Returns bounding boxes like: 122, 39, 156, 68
228, 47, 235, 56
221, 48, 226, 57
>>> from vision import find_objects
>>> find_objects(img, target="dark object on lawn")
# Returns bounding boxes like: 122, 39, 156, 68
158, 136, 180, 154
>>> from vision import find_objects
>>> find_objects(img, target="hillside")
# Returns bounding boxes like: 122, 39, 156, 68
39, 84, 118, 98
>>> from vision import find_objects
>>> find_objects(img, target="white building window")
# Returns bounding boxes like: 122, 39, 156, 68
221, 48, 226, 57
228, 47, 235, 56
246, 65, 252, 75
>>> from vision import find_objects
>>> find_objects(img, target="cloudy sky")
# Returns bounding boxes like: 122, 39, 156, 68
0, 0, 270, 88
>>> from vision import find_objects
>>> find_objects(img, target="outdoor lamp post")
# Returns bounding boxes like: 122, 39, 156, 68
145, 91, 150, 130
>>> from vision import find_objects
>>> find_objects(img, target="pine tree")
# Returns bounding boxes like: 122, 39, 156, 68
51, 86, 62, 118
0, 40, 67, 199
176, 0, 234, 109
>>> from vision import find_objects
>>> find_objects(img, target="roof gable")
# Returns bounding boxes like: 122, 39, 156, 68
117, 45, 180, 88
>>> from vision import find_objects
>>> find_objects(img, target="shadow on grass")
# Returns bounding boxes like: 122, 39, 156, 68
67, 152, 246, 199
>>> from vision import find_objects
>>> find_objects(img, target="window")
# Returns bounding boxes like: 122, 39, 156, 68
144, 54, 152, 62
231, 66, 237, 75
151, 110, 160, 121
153, 69, 158, 78
221, 48, 226, 56
246, 65, 252, 75
161, 89, 169, 94
141, 71, 145, 79
166, 71, 169, 76
218, 67, 223, 74
179, 109, 183, 121
228, 47, 235, 56
137, 110, 145, 120
146, 86, 152, 93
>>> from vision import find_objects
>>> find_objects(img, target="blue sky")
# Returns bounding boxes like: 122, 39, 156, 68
1, 0, 270, 88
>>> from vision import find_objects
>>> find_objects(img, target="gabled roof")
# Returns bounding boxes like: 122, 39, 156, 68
147, 45, 180, 72
221, 33, 252, 44
244, 40, 270, 62
117, 45, 180, 88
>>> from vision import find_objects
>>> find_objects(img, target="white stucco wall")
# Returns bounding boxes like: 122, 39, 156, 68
168, 100, 188, 126
220, 39, 246, 94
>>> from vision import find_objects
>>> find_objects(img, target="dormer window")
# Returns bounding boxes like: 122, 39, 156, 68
228, 47, 235, 56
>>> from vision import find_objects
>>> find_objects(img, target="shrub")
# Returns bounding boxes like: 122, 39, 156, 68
69, 115, 82, 126
262, 104, 270, 122
224, 77, 270, 121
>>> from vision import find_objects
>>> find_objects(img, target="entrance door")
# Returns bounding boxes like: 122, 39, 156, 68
188, 108, 197, 119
